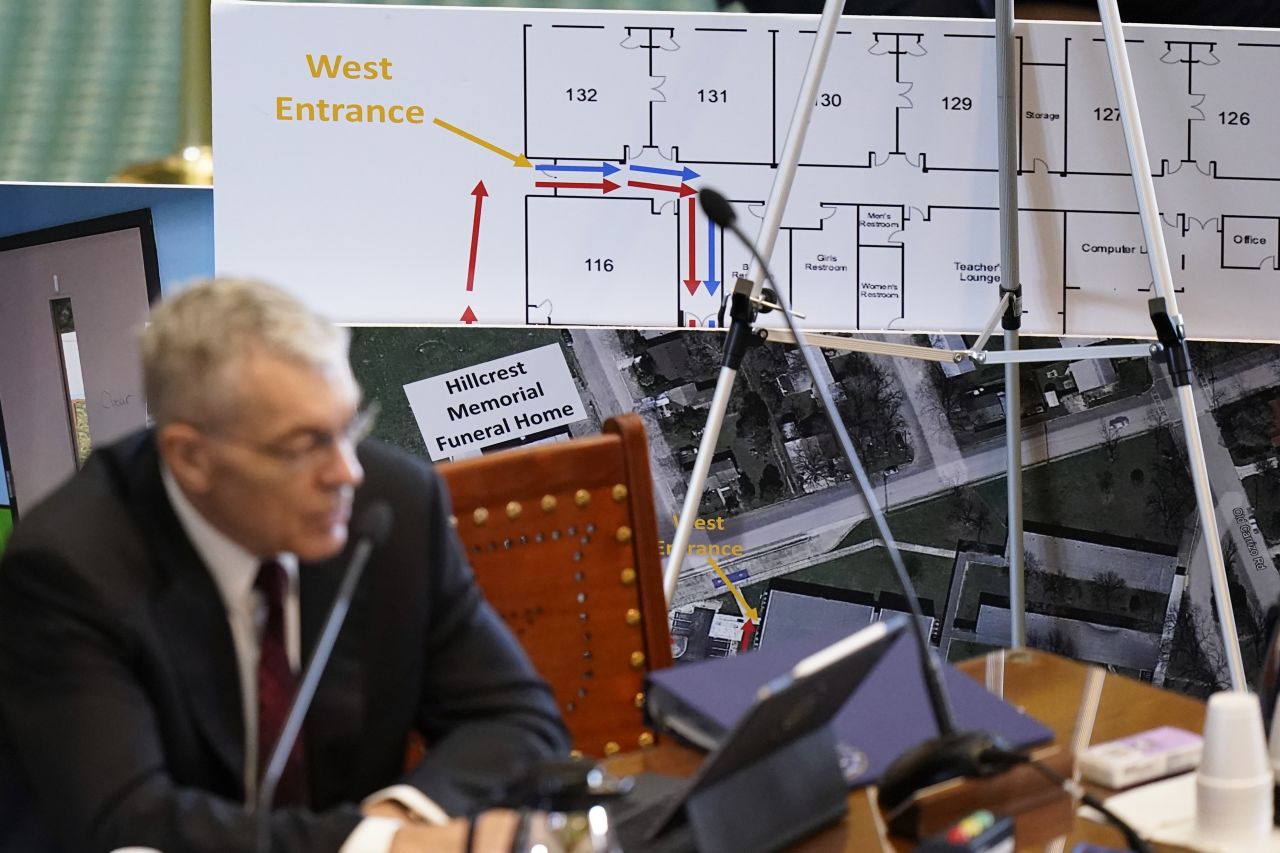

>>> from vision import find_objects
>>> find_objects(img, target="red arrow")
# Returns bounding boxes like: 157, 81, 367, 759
466, 181, 488, 292
627, 180, 696, 197
460, 305, 478, 324
684, 196, 701, 295
534, 179, 618, 193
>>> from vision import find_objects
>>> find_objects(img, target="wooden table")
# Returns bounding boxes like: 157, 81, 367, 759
608, 649, 1206, 852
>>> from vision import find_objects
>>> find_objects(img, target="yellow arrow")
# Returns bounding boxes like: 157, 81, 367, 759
432, 117, 532, 167
707, 556, 758, 623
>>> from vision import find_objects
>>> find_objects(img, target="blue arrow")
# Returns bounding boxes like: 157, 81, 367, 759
705, 216, 721, 296
534, 162, 620, 176
629, 164, 700, 181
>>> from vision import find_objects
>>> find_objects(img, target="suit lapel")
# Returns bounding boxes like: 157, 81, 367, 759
300, 550, 367, 804
298, 555, 344, 667
152, 559, 246, 787
124, 438, 246, 791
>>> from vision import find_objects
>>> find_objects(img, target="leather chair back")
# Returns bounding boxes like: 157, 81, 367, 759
438, 414, 672, 758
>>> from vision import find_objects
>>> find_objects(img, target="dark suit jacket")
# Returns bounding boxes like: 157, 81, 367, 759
0, 431, 568, 852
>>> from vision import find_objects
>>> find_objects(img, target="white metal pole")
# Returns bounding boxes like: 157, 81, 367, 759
1096, 0, 1246, 690
995, 0, 1025, 648
662, 348, 744, 605
742, 0, 846, 302
663, 0, 847, 605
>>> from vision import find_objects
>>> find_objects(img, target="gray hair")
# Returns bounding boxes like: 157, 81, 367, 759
139, 278, 349, 427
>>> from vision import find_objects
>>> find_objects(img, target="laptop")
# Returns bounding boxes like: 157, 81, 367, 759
623, 618, 905, 850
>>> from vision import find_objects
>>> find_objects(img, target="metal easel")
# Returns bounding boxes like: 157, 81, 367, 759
662, 0, 1247, 691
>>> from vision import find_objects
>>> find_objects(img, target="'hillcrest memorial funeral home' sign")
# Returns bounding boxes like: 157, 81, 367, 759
405, 343, 587, 461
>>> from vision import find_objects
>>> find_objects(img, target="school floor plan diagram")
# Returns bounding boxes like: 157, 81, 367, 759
213, 2, 1280, 341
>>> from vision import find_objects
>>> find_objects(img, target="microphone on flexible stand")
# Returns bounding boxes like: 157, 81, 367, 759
254, 501, 393, 853
698, 187, 1010, 811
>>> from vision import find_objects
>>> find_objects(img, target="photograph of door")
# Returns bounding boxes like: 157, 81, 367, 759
0, 210, 160, 515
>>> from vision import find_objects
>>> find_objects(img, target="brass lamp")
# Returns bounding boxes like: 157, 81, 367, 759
113, 0, 212, 184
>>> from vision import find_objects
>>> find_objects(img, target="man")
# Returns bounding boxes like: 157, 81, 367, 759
0, 279, 568, 851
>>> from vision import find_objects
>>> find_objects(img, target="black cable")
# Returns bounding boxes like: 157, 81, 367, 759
508, 809, 531, 853
984, 748, 1153, 853
700, 187, 959, 740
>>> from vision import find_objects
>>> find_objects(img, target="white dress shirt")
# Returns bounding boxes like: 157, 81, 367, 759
161, 468, 445, 851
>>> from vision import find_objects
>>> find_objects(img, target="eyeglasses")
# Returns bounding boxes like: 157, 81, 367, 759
195, 401, 380, 468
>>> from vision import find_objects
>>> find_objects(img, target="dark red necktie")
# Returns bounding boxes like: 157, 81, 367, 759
256, 560, 308, 806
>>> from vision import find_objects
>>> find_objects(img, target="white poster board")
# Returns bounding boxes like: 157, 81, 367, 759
213, 1, 1280, 341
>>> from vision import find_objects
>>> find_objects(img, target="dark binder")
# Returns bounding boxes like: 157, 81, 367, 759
646, 630, 1052, 788
618, 619, 904, 853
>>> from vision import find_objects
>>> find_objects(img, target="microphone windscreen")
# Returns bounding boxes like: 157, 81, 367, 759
354, 501, 393, 546
699, 187, 737, 228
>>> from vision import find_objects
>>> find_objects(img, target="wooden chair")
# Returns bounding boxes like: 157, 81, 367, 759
437, 414, 673, 758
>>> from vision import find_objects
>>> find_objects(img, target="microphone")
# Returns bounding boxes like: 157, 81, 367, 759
699, 186, 736, 231
255, 501, 393, 852
699, 186, 1008, 813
